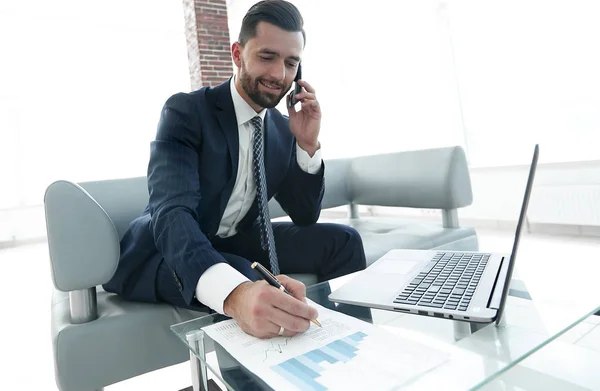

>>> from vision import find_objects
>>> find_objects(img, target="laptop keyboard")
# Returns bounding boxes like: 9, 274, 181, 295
393, 252, 490, 311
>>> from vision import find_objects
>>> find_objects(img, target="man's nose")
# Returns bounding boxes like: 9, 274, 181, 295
267, 62, 286, 82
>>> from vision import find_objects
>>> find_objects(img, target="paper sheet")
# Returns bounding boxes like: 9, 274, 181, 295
202, 300, 450, 391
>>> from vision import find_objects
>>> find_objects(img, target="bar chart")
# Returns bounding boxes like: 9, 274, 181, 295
201, 303, 450, 391
271, 332, 368, 391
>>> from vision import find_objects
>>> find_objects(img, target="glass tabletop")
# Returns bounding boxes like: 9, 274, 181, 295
171, 260, 600, 391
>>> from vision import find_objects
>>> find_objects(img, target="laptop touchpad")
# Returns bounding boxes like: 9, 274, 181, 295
366, 249, 433, 275
368, 260, 419, 274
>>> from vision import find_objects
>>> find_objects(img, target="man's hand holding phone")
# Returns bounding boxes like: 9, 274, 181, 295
287, 76, 321, 157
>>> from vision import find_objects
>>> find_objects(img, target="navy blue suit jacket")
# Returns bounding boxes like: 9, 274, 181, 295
103, 80, 325, 306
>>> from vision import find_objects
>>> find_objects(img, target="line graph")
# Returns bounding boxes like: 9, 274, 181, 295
262, 337, 292, 361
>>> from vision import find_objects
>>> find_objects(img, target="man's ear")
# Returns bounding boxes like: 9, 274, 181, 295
231, 42, 243, 68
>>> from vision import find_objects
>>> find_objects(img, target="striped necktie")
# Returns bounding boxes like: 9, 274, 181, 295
250, 116, 280, 275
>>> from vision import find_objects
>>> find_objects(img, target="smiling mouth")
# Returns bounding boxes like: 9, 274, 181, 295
259, 80, 282, 91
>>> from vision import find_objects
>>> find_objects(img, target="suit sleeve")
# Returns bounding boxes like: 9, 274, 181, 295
274, 141, 325, 226
147, 93, 227, 305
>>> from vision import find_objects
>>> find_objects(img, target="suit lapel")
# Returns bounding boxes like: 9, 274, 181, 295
213, 80, 240, 217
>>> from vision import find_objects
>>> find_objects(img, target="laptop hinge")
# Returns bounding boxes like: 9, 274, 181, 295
487, 256, 508, 310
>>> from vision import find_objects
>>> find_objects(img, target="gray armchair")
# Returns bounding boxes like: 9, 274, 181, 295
44, 175, 317, 391
44, 145, 476, 391
45, 177, 203, 391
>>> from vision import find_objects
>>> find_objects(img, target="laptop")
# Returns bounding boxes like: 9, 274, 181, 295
329, 145, 539, 324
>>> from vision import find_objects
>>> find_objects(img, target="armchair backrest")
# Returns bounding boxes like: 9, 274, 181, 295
79, 177, 148, 239
273, 145, 472, 212
348, 146, 472, 209
267, 157, 352, 217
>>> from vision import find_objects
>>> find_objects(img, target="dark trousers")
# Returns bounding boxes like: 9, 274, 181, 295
155, 222, 367, 310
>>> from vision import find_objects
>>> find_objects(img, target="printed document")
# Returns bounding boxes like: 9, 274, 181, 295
202, 300, 449, 390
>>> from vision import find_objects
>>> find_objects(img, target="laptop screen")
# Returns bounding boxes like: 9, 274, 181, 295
495, 144, 539, 324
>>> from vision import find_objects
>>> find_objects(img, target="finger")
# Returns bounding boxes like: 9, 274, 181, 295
270, 287, 318, 321
286, 93, 299, 116
301, 100, 320, 110
301, 100, 321, 117
262, 320, 297, 338
239, 318, 274, 339
267, 306, 310, 333
298, 80, 315, 94
277, 275, 306, 301
293, 91, 316, 102
243, 308, 298, 339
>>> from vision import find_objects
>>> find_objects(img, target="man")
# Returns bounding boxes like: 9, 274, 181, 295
104, 0, 366, 339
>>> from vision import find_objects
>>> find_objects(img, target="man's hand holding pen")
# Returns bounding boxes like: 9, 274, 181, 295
223, 274, 319, 339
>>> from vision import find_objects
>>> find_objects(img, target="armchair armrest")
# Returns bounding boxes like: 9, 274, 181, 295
44, 180, 120, 292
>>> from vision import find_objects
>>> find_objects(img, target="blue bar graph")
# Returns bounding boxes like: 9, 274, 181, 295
272, 365, 326, 391
286, 358, 320, 379
296, 355, 324, 374
342, 336, 359, 347
305, 349, 336, 364
350, 331, 367, 341
320, 345, 350, 363
329, 340, 357, 358
272, 332, 368, 390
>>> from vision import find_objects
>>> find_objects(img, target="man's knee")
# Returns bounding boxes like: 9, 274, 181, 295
348, 227, 367, 271
332, 224, 367, 271
345, 225, 363, 245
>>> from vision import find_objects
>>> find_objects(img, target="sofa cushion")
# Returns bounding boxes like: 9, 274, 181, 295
52, 288, 204, 391
321, 217, 478, 265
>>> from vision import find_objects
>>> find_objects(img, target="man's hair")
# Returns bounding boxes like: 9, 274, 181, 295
238, 0, 305, 46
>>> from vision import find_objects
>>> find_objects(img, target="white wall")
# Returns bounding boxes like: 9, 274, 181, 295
0, 0, 190, 241
467, 160, 600, 231
374, 159, 600, 235
448, 0, 600, 167
0, 0, 190, 210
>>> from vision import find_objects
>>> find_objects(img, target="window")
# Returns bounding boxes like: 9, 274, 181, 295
449, 0, 600, 166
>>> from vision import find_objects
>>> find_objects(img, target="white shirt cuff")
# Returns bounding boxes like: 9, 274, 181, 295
296, 143, 322, 174
195, 263, 250, 315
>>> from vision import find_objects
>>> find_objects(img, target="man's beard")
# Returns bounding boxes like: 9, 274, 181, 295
240, 61, 289, 109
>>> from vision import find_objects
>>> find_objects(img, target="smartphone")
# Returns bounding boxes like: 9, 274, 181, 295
287, 63, 302, 108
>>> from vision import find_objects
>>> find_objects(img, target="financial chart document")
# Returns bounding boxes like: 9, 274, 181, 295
202, 300, 450, 391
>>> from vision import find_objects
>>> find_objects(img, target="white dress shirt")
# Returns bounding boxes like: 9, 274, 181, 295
195, 77, 322, 314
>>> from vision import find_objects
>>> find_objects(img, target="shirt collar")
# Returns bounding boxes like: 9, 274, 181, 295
230, 75, 267, 126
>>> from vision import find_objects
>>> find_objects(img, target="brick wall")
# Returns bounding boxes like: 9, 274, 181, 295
182, 0, 233, 89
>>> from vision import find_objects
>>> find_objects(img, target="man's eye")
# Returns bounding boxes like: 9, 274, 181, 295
286, 63, 297, 68
259, 56, 273, 61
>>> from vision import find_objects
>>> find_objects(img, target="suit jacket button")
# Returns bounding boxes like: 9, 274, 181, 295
173, 271, 183, 291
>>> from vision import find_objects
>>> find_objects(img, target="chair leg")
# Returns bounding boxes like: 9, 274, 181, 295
442, 208, 460, 228
186, 330, 208, 391
348, 203, 359, 219
69, 287, 98, 324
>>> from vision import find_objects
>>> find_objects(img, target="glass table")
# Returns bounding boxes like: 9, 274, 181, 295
171, 259, 600, 391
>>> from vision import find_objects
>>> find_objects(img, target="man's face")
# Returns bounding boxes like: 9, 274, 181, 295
233, 22, 304, 110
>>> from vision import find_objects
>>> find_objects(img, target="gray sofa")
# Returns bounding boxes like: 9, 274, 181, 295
44, 145, 476, 391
